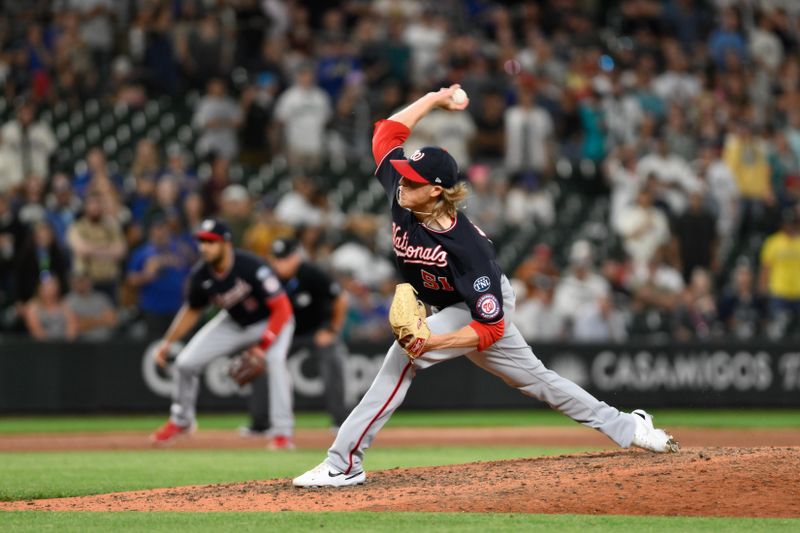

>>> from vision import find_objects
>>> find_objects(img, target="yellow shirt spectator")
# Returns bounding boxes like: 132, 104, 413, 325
723, 132, 772, 200
760, 230, 800, 299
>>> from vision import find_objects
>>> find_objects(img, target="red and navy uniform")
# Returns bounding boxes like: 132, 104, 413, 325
186, 249, 292, 348
372, 119, 505, 350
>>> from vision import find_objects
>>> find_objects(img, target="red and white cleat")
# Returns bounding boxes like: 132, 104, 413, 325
149, 420, 195, 446
268, 435, 296, 450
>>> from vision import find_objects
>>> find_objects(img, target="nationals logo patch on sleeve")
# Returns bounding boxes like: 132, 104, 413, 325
476, 294, 500, 320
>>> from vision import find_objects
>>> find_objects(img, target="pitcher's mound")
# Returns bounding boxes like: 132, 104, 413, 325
4, 447, 799, 517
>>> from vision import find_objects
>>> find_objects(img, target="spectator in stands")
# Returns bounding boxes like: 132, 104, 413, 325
328, 80, 372, 171
630, 249, 685, 313
64, 269, 117, 341
694, 143, 739, 259
45, 173, 80, 251
708, 7, 748, 70
275, 177, 325, 228
553, 240, 610, 330
604, 144, 645, 231
717, 262, 767, 340
67, 192, 127, 304
759, 209, 800, 334
273, 63, 332, 174
12, 220, 69, 305
243, 196, 294, 258
162, 143, 197, 194
180, 191, 205, 242
339, 273, 393, 343
193, 78, 242, 160
513, 242, 559, 300
73, 147, 123, 198
674, 191, 718, 281
636, 137, 696, 216
463, 164, 504, 237
17, 174, 47, 226
142, 4, 179, 95
143, 176, 180, 231
767, 130, 800, 211
22, 274, 77, 341
86, 170, 128, 225
129, 138, 162, 184
177, 11, 229, 91
0, 192, 27, 308
723, 121, 775, 238
126, 216, 193, 338
470, 89, 506, 165
572, 294, 628, 343
503, 78, 555, 228
219, 184, 253, 246
238, 80, 277, 168
201, 154, 230, 217
69, 0, 116, 73
0, 100, 56, 193
615, 185, 671, 269
514, 275, 566, 341
672, 268, 719, 341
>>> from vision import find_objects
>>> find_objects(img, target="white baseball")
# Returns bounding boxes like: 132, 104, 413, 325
451, 88, 468, 105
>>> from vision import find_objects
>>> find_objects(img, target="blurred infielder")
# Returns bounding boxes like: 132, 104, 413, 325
293, 85, 679, 488
150, 219, 296, 450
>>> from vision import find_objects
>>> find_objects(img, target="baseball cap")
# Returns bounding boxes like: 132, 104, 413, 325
390, 146, 459, 188
195, 219, 232, 242
271, 237, 299, 258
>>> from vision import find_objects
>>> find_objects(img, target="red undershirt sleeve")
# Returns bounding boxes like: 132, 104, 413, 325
259, 293, 293, 349
372, 119, 410, 165
468, 319, 505, 352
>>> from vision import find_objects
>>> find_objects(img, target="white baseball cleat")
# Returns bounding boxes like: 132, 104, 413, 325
292, 461, 366, 488
631, 409, 680, 453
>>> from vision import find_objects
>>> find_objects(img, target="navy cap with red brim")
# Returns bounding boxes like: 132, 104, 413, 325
390, 159, 429, 184
195, 231, 226, 241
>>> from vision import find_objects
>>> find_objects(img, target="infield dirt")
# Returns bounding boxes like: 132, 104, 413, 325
2, 428, 799, 517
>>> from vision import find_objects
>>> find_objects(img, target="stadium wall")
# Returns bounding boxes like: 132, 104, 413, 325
1, 338, 799, 412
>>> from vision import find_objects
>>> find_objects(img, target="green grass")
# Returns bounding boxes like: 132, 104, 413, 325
1, 408, 799, 434
1, 411, 798, 531
1, 512, 798, 533
0, 447, 590, 501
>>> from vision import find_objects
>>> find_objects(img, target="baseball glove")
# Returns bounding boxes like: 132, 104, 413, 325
389, 283, 430, 359
228, 347, 266, 386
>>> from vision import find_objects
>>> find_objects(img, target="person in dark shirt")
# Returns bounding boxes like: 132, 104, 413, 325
293, 85, 679, 488
674, 191, 718, 282
244, 237, 349, 435
149, 219, 296, 450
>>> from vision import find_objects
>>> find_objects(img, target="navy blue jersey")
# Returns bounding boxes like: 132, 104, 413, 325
373, 121, 505, 324
186, 249, 285, 326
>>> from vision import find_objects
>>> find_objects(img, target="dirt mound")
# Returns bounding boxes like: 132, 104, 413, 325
4, 447, 799, 517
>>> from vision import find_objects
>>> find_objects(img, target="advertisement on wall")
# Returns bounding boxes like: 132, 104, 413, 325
1, 339, 799, 412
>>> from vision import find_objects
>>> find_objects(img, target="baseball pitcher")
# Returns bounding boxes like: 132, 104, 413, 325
293, 85, 678, 488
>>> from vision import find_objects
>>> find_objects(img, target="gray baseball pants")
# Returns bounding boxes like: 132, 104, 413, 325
170, 310, 296, 435
248, 334, 349, 429
327, 276, 637, 474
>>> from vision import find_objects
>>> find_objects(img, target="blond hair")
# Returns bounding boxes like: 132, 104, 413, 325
421, 181, 469, 226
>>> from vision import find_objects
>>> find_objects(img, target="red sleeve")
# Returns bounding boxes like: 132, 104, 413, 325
468, 319, 505, 351
372, 119, 410, 165
259, 293, 293, 349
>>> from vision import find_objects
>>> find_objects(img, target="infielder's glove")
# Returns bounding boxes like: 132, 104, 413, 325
228, 347, 266, 386
389, 283, 430, 359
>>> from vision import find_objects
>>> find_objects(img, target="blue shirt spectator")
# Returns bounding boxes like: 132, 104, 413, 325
126, 219, 194, 337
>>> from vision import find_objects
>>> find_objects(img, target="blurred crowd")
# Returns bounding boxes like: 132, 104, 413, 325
1, 0, 799, 344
